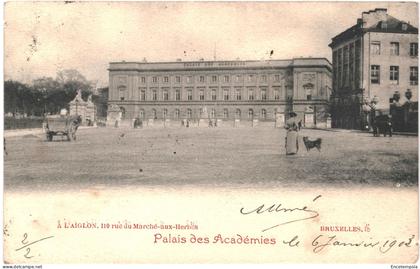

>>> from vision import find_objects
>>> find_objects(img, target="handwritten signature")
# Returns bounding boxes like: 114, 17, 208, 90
239, 195, 321, 232
15, 233, 54, 259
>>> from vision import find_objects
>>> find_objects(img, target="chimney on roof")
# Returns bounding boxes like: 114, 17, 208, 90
361, 8, 388, 28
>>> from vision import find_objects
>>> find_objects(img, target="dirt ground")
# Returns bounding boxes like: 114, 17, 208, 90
3, 126, 418, 191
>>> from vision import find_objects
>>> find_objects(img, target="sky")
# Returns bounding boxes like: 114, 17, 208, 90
4, 1, 418, 87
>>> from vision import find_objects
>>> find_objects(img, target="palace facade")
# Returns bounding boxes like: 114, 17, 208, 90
108, 58, 332, 127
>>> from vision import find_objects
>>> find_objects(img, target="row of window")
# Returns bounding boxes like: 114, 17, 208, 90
370, 42, 418, 56
370, 65, 418, 85
138, 108, 272, 119
118, 87, 282, 101
136, 74, 283, 84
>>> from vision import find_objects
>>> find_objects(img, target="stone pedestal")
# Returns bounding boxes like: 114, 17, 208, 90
234, 119, 240, 127
304, 113, 314, 128
252, 119, 259, 127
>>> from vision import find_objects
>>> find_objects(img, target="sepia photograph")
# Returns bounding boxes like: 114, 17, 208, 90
3, 1, 419, 265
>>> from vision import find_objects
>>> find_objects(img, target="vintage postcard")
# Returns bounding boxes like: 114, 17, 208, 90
3, 1, 419, 265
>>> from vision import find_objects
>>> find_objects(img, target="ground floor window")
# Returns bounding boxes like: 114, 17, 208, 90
261, 109, 267, 119
235, 109, 241, 118
223, 109, 229, 119
248, 109, 254, 119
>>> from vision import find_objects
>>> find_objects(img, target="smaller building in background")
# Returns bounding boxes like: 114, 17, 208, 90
329, 8, 418, 130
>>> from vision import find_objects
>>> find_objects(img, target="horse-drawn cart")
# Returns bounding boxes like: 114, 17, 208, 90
44, 115, 82, 141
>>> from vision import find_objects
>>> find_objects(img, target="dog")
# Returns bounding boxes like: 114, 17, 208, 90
302, 136, 322, 152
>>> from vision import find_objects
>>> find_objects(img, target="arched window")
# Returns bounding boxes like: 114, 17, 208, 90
261, 109, 267, 119
139, 109, 145, 119
152, 109, 157, 119
163, 108, 168, 119
248, 109, 254, 119
223, 108, 229, 119
120, 107, 126, 119
187, 109, 192, 119
174, 109, 180, 119
235, 109, 241, 119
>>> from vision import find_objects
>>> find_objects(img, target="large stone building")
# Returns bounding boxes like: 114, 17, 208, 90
329, 8, 418, 129
107, 58, 332, 127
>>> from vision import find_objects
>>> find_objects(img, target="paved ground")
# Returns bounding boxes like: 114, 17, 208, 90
4, 126, 418, 191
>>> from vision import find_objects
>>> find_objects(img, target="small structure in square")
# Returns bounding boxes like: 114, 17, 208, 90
69, 90, 96, 125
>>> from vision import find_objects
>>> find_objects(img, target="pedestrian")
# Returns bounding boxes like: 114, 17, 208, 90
285, 112, 299, 155
298, 120, 302, 131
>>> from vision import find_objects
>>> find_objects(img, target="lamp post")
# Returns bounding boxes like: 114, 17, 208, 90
41, 88, 47, 116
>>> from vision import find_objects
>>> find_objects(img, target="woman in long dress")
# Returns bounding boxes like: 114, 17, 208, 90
285, 112, 299, 155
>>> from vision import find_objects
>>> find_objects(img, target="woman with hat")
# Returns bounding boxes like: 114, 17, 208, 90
285, 112, 299, 155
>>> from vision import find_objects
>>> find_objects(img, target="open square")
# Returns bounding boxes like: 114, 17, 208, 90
4, 127, 418, 191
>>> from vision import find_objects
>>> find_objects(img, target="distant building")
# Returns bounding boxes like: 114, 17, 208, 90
329, 8, 418, 129
107, 58, 332, 127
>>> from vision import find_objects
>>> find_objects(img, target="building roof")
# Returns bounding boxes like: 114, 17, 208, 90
109, 58, 332, 72
329, 9, 418, 48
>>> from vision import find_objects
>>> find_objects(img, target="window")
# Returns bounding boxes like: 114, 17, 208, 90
163, 90, 169, 101
187, 90, 193, 100
306, 89, 312, 101
224, 76, 230, 83
235, 109, 241, 118
152, 89, 158, 101
141, 77, 146, 83
211, 89, 217, 100
174, 109, 180, 119
248, 109, 254, 119
186, 76, 193, 83
390, 42, 399, 55
118, 86, 126, 101
163, 108, 168, 118
199, 76, 205, 83
410, 66, 418, 85
410, 43, 418, 56
274, 89, 280, 100
390, 66, 399, 83
152, 77, 158, 83
371, 65, 380, 84
248, 89, 254, 100
248, 75, 254, 82
235, 75, 241, 82
261, 75, 267, 82
175, 89, 181, 101
223, 109, 228, 119
236, 89, 242, 100
163, 76, 169, 83
140, 90, 146, 101
371, 42, 381, 55
175, 76, 181, 83
274, 74, 280, 82
211, 76, 218, 83
261, 109, 267, 119
211, 109, 216, 118
187, 109, 192, 119
152, 109, 157, 119
199, 90, 205, 101
139, 109, 144, 119
261, 89, 267, 100
223, 89, 229, 100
